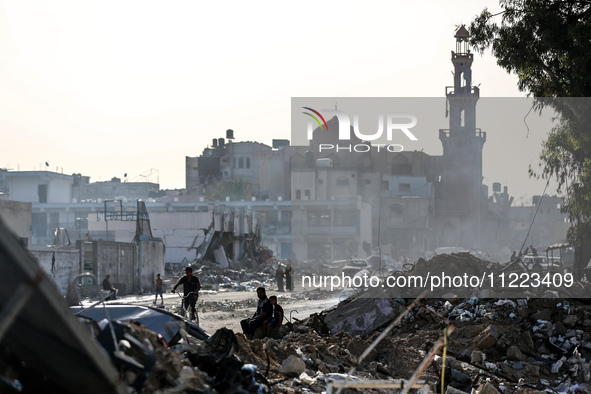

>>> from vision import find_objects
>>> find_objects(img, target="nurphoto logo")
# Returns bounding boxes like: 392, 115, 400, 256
302, 107, 418, 153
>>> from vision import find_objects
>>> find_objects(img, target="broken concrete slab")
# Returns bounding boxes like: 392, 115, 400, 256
324, 289, 401, 336
506, 346, 527, 361
471, 350, 485, 364
279, 355, 306, 377
529, 308, 552, 322
475, 325, 499, 350
563, 314, 579, 328
477, 382, 501, 394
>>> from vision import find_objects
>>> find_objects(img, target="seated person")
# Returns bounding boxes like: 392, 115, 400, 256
240, 287, 272, 340
102, 274, 117, 300
265, 295, 284, 337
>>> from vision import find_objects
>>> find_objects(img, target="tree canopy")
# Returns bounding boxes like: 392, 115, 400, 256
469, 0, 591, 274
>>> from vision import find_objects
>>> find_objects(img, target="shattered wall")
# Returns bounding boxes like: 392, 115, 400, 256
138, 237, 165, 293
149, 210, 214, 263
29, 247, 79, 295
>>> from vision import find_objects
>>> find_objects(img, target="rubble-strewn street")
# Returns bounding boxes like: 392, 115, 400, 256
2, 4, 590, 394
32, 252, 589, 393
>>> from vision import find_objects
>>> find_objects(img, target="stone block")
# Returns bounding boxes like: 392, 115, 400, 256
279, 355, 305, 377
475, 325, 499, 350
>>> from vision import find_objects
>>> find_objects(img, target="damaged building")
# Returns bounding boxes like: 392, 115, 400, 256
0, 28, 569, 266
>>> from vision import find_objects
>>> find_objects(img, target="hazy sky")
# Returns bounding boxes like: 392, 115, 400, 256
0, 1, 558, 204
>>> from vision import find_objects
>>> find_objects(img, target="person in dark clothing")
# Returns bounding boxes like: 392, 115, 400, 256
172, 266, 201, 322
285, 264, 293, 292
240, 287, 272, 340
275, 264, 284, 292
154, 273, 164, 305
102, 274, 117, 300
265, 295, 284, 337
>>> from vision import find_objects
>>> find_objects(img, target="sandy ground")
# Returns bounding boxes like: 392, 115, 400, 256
107, 283, 340, 336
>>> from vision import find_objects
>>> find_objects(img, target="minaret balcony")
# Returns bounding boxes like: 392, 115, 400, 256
446, 86, 479, 96
452, 52, 473, 61
439, 128, 487, 141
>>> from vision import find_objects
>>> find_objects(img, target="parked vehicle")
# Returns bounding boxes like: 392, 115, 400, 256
342, 258, 369, 278
545, 243, 574, 273
521, 254, 563, 273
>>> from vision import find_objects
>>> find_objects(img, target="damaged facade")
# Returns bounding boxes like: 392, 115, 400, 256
0, 29, 569, 265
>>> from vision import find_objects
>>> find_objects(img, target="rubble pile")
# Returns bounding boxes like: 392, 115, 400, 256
130, 253, 591, 393
120, 321, 208, 392
266, 294, 591, 393
178, 263, 275, 292
23, 246, 591, 393
233, 329, 434, 392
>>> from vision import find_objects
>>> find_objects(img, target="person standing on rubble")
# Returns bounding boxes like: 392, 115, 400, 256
171, 266, 201, 322
154, 273, 164, 305
285, 264, 293, 292
275, 263, 284, 292
240, 287, 272, 340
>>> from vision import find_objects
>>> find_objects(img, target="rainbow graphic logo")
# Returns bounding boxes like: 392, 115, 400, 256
302, 107, 329, 132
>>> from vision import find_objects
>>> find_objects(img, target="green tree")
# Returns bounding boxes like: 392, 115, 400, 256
469, 1, 591, 276
205, 179, 252, 202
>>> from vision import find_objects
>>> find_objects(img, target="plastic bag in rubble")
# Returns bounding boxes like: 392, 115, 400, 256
493, 300, 516, 308
459, 311, 473, 322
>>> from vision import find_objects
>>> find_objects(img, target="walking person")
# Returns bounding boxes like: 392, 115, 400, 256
154, 273, 164, 305
284, 264, 293, 292
171, 266, 201, 323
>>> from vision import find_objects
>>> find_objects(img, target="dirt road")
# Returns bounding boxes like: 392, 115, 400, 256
117, 288, 340, 335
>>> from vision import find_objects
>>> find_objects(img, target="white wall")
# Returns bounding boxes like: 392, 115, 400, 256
8, 173, 72, 203
30, 247, 79, 295
0, 200, 32, 244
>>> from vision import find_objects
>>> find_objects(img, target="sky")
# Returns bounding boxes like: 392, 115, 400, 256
0, 0, 559, 205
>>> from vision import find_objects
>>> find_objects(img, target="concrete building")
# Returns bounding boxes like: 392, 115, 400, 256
72, 174, 159, 202
185, 129, 272, 198
281, 27, 518, 258
510, 195, 569, 251
4, 171, 74, 244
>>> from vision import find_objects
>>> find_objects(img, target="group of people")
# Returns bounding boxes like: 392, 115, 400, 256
275, 263, 293, 292
510, 244, 539, 262
168, 269, 285, 340
104, 267, 284, 339
103, 266, 201, 322
240, 287, 283, 340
